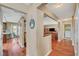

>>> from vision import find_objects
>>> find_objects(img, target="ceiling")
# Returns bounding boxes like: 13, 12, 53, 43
1, 3, 76, 24
46, 3, 74, 20
2, 7, 25, 23
44, 16, 58, 25
42, 3, 76, 25
24, 3, 33, 6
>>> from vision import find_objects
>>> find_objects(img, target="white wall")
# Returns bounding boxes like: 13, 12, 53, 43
75, 12, 78, 55
0, 7, 3, 56
75, 4, 79, 56
26, 7, 38, 56
77, 10, 79, 55
58, 21, 64, 41
37, 9, 52, 56
43, 35, 52, 56
26, 6, 52, 56
36, 9, 44, 56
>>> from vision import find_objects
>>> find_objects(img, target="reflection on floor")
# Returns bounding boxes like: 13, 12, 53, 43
3, 38, 26, 56
49, 39, 75, 56
3, 37, 75, 56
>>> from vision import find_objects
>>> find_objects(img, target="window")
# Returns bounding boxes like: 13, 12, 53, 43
12, 24, 17, 38
64, 24, 71, 38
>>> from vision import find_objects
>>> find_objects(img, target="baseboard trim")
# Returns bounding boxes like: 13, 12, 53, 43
45, 50, 52, 56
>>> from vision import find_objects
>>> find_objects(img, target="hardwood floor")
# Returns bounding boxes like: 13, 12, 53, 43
3, 36, 75, 56
49, 39, 75, 56
3, 38, 26, 56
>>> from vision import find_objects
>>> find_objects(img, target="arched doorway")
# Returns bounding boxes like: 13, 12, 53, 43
1, 6, 26, 56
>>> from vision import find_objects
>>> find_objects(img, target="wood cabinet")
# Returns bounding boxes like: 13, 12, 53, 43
3, 34, 7, 43
51, 32, 58, 40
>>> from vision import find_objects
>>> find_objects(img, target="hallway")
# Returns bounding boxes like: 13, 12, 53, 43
0, 3, 78, 56
49, 39, 75, 56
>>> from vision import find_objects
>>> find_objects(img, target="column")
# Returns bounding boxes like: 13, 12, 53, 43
58, 20, 63, 41
26, 8, 38, 56
72, 16, 75, 44
0, 6, 3, 56
26, 6, 44, 55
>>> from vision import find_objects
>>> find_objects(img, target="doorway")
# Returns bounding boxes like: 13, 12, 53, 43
1, 6, 27, 56
44, 15, 58, 49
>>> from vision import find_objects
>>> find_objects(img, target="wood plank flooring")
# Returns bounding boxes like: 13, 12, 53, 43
49, 39, 75, 56
3, 38, 26, 56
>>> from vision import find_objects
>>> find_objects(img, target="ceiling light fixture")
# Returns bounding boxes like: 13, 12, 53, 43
54, 3, 63, 8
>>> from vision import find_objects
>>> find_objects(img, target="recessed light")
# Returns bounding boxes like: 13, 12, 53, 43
54, 3, 63, 8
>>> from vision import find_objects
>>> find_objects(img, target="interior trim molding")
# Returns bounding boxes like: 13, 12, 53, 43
45, 49, 52, 56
